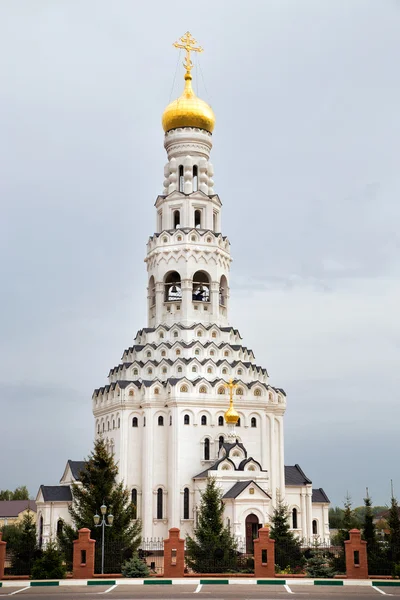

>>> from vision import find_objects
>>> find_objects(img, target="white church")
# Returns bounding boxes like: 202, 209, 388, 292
36, 33, 330, 551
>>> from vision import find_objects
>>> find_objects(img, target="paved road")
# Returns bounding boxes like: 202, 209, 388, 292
1, 583, 399, 599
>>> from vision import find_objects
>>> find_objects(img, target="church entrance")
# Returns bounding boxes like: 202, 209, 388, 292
245, 513, 261, 553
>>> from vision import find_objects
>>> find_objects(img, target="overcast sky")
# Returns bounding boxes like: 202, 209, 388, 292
1, 0, 399, 508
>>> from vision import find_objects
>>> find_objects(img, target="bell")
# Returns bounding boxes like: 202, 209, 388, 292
170, 285, 178, 294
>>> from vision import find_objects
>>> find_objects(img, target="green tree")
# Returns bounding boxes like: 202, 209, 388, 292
186, 477, 238, 573
58, 438, 141, 573
387, 492, 400, 566
269, 492, 303, 571
363, 490, 376, 547
0, 486, 30, 501
11, 510, 38, 576
329, 507, 344, 529
31, 542, 66, 580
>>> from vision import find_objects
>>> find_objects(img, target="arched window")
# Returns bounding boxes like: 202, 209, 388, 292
218, 387, 225, 395
292, 508, 298, 529
159, 332, 164, 338
176, 349, 181, 355
146, 351, 151, 358
157, 488, 163, 519
102, 423, 105, 432
132, 417, 138, 427
184, 487, 190, 519
107, 421, 110, 431
118, 418, 120, 428
177, 366, 183, 373
148, 275, 155, 307
212, 331, 217, 338
251, 417, 257, 428
219, 435, 224, 449
201, 415, 207, 426
162, 367, 167, 374
39, 515, 43, 549
161, 350, 166, 357
194, 209, 202, 228
195, 348, 200, 355
180, 385, 188, 392
213, 212, 217, 232
173, 330, 179, 338
204, 438, 210, 460
133, 368, 138, 375
218, 416, 224, 426
207, 367, 212, 374
143, 416, 146, 427
169, 415, 172, 425
154, 388, 159, 395
132, 489, 138, 519
158, 416, 164, 426
219, 275, 228, 306
192, 271, 210, 302
312, 519, 318, 535
193, 166, 198, 192
192, 366, 197, 373
184, 414, 190, 425
254, 388, 262, 397
199, 386, 207, 394
179, 165, 184, 192
164, 271, 182, 302
237, 369, 243, 375
222, 368, 227, 375
147, 368, 153, 375
237, 417, 241, 427
236, 388, 243, 396
97, 423, 100, 434
173, 209, 180, 229
56, 519, 63, 535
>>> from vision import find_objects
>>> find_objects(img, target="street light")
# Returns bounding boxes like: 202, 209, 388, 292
93, 504, 113, 574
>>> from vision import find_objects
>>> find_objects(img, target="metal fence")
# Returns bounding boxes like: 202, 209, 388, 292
184, 537, 254, 574
367, 541, 400, 577
139, 538, 165, 575
94, 538, 165, 575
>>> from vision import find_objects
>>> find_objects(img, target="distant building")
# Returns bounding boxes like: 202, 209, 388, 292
0, 500, 37, 527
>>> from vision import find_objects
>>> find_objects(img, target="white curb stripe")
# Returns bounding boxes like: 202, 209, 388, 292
373, 587, 391, 596
194, 584, 202, 593
284, 583, 294, 594
99, 584, 117, 594
8, 588, 30, 596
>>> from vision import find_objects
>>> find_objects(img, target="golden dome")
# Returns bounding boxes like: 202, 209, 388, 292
224, 404, 239, 425
162, 73, 215, 133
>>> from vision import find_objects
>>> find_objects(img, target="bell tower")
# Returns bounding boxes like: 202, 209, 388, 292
145, 32, 231, 328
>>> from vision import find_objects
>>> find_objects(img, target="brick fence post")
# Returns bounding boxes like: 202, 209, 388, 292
0, 532, 6, 580
344, 528, 368, 579
163, 528, 185, 578
254, 527, 275, 578
72, 528, 96, 579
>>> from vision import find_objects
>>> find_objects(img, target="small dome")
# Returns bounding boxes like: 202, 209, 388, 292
224, 404, 239, 425
162, 73, 215, 133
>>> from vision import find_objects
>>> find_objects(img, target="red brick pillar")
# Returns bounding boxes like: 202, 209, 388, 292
254, 527, 275, 578
344, 529, 368, 579
72, 528, 96, 579
163, 528, 185, 578
0, 532, 6, 580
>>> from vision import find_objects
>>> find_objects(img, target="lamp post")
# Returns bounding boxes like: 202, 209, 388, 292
93, 504, 114, 575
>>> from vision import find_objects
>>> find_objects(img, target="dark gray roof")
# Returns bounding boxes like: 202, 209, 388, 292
312, 488, 330, 503
68, 460, 86, 481
223, 481, 271, 499
0, 500, 37, 517
40, 486, 72, 502
285, 465, 312, 485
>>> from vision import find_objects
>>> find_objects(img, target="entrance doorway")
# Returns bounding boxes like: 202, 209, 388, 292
245, 513, 261, 553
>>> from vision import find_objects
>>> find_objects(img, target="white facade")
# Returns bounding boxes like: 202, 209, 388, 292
36, 68, 330, 548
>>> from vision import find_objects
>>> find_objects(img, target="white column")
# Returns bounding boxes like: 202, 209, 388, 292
168, 406, 180, 528
141, 406, 154, 538
155, 283, 164, 326
277, 415, 285, 499
267, 413, 276, 506
306, 488, 313, 540
300, 492, 307, 539
181, 279, 192, 325
118, 407, 128, 485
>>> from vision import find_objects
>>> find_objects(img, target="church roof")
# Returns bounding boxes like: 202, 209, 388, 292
312, 488, 330, 503
39, 486, 72, 502
285, 464, 312, 485
223, 480, 271, 499
0, 500, 37, 517
67, 460, 86, 481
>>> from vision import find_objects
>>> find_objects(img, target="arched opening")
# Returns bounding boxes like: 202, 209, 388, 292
213, 212, 217, 232
201, 415, 207, 426
251, 417, 257, 428
292, 508, 298, 529
194, 209, 202, 228
184, 414, 190, 425
184, 487, 190, 519
148, 276, 155, 307
312, 519, 318, 535
56, 519, 63, 535
219, 275, 228, 306
158, 416, 164, 426
245, 514, 261, 553
218, 416, 224, 426
237, 417, 241, 427
132, 489, 138, 519
193, 166, 198, 192
219, 435, 224, 449
164, 271, 182, 302
39, 515, 43, 549
157, 488, 163, 519
204, 438, 210, 460
132, 417, 138, 428
179, 165, 184, 192
173, 210, 180, 229
192, 271, 210, 302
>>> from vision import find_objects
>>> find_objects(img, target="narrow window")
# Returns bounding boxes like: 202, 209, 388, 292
292, 508, 298, 529
81, 550, 87, 564
56, 519, 63, 535
143, 416, 146, 427
193, 165, 198, 191
179, 166, 184, 192
132, 489, 138, 519
354, 550, 360, 565
184, 414, 190, 425
237, 417, 241, 427
201, 415, 207, 426
184, 487, 190, 519
118, 418, 120, 428
218, 416, 224, 426
157, 488, 163, 519
132, 417, 138, 427
262, 549, 268, 564
204, 438, 210, 460
312, 519, 318, 535
213, 212, 217, 232
251, 417, 257, 428
194, 209, 201, 228
169, 415, 172, 425
158, 416, 164, 426
173, 210, 180, 229
219, 435, 224, 449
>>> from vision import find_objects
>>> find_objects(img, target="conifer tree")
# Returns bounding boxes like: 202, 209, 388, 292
186, 477, 237, 573
363, 489, 376, 547
58, 438, 141, 569
269, 492, 303, 571
387, 490, 400, 566
11, 510, 37, 575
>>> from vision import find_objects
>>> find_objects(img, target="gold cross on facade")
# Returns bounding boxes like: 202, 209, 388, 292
224, 378, 238, 403
173, 31, 203, 75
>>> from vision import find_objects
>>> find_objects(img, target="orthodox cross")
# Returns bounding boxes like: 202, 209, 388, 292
173, 31, 203, 75
224, 378, 237, 404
